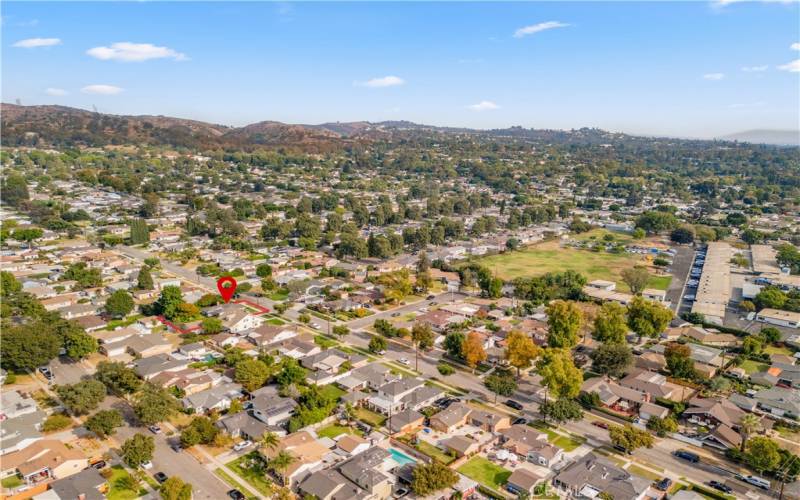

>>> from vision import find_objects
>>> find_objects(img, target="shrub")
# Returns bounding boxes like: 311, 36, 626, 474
437, 363, 455, 376
42, 413, 72, 432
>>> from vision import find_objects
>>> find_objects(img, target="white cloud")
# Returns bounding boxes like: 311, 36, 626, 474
13, 37, 61, 48
728, 101, 766, 109
778, 59, 800, 72
45, 88, 68, 96
791, 42, 800, 51
468, 100, 499, 111
355, 76, 405, 88
81, 84, 123, 95
703, 73, 726, 80
87, 42, 187, 62
513, 21, 570, 38
712, 0, 797, 7
741, 65, 768, 72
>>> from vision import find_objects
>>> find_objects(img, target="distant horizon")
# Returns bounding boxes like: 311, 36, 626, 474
3, 1, 798, 139
5, 101, 799, 144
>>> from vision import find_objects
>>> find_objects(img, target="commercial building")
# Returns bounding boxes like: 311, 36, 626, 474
691, 242, 732, 325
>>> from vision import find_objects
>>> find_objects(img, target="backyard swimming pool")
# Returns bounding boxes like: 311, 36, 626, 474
389, 447, 416, 466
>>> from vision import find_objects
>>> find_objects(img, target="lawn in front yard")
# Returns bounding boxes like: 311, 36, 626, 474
626, 463, 662, 481
316, 424, 363, 439
552, 434, 586, 452
318, 384, 346, 402
226, 453, 274, 497
763, 345, 793, 356
457, 456, 512, 492
740, 359, 770, 374
1, 475, 23, 489
354, 407, 387, 427
476, 239, 659, 292
106, 466, 148, 500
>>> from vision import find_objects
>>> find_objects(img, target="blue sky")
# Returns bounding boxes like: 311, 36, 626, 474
2, 1, 799, 138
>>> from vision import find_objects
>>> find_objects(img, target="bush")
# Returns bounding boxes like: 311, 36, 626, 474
437, 363, 455, 376
42, 413, 72, 432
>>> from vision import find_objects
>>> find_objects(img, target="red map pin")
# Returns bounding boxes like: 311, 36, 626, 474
217, 276, 237, 303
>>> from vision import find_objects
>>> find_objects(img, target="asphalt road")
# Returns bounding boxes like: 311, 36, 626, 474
666, 245, 695, 314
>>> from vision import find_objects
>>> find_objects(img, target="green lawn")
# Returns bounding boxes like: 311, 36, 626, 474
763, 345, 793, 356
457, 456, 512, 492
1, 475, 23, 489
215, 468, 258, 500
106, 466, 148, 500
226, 454, 274, 497
574, 228, 635, 245
314, 335, 338, 349
316, 424, 363, 439
415, 440, 455, 465
319, 384, 346, 402
552, 434, 586, 452
354, 407, 387, 427
268, 291, 289, 301
265, 318, 285, 325
626, 463, 662, 481
646, 275, 673, 291
740, 359, 770, 374
476, 242, 657, 292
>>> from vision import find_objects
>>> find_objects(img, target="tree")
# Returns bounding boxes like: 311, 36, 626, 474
754, 287, 786, 311
137, 266, 154, 290
742, 335, 763, 355
2, 174, 29, 207
201, 316, 223, 334
411, 322, 434, 371
540, 399, 584, 423
155, 285, 184, 319
609, 424, 654, 453
745, 437, 781, 473
379, 270, 413, 303
593, 302, 628, 344
665, 342, 696, 379
12, 227, 44, 247
646, 415, 678, 437
505, 330, 541, 376
180, 416, 219, 447
121, 433, 155, 468
256, 263, 273, 278
627, 296, 673, 340
739, 413, 761, 453
484, 373, 517, 403
55, 380, 106, 415
0, 322, 61, 371
160, 476, 193, 500
274, 358, 306, 387
268, 450, 297, 486
260, 431, 281, 451
368, 335, 387, 354
546, 300, 582, 348
133, 383, 179, 425
235, 359, 270, 392
536, 348, 582, 400
759, 327, 781, 345
85, 409, 123, 438
95, 361, 142, 396
635, 211, 678, 235
105, 289, 134, 318
590, 343, 633, 377
411, 461, 459, 496
444, 331, 465, 359
462, 331, 487, 373
64, 329, 98, 359
129, 218, 150, 245
621, 267, 650, 295
670, 226, 695, 244
332, 325, 350, 337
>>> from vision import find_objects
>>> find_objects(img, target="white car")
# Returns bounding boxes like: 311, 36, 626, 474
233, 440, 253, 452
141, 461, 153, 470
398, 358, 410, 366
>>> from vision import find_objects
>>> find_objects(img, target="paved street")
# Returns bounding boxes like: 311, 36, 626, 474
666, 245, 695, 313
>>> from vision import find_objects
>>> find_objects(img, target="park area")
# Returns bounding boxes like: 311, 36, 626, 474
476, 236, 671, 293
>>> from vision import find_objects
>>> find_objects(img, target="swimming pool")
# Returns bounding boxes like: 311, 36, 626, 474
388, 447, 417, 466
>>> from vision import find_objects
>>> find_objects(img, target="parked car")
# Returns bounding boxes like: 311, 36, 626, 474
655, 478, 672, 491
171, 443, 182, 452
398, 358, 410, 366
233, 440, 253, 452
38, 366, 54, 381
227, 489, 246, 500
375, 350, 387, 356
505, 400, 524, 411
512, 417, 528, 425
426, 295, 436, 300
141, 461, 153, 470
673, 450, 700, 463
739, 475, 771, 490
708, 481, 733, 493
148, 425, 162, 434
393, 488, 410, 498
154, 472, 168, 484
592, 421, 609, 430
90, 460, 107, 470
391, 312, 401, 317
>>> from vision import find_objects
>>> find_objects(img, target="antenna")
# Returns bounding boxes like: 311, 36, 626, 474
15, 99, 22, 105
92, 104, 99, 113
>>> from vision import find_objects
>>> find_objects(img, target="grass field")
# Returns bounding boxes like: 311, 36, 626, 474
316, 424, 363, 439
457, 456, 512, 492
226, 453, 274, 497
318, 384, 346, 401
740, 359, 770, 374
626, 463, 662, 481
552, 434, 586, 452
476, 239, 669, 292
415, 440, 456, 464
354, 407, 386, 427
106, 466, 148, 500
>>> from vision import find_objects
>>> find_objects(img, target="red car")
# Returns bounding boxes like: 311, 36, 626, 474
592, 421, 609, 430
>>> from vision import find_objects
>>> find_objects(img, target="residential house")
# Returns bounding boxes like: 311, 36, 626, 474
133, 354, 191, 380
335, 434, 370, 457
683, 396, 749, 450
260, 431, 331, 488
553, 453, 651, 500
40, 467, 107, 500
1, 440, 87, 486
247, 324, 298, 350
182, 381, 243, 413
216, 411, 270, 441
251, 393, 298, 427
387, 409, 425, 434
753, 387, 800, 419
499, 424, 563, 467
366, 378, 425, 415
506, 468, 543, 497
150, 368, 218, 396
206, 303, 263, 334
619, 369, 683, 401
301, 349, 367, 385
582, 377, 649, 414
276, 336, 322, 360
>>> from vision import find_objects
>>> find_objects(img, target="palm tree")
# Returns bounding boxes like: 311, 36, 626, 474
268, 450, 296, 487
259, 431, 280, 451
739, 413, 761, 452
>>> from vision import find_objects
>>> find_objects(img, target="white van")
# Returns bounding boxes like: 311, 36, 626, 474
744, 475, 771, 490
